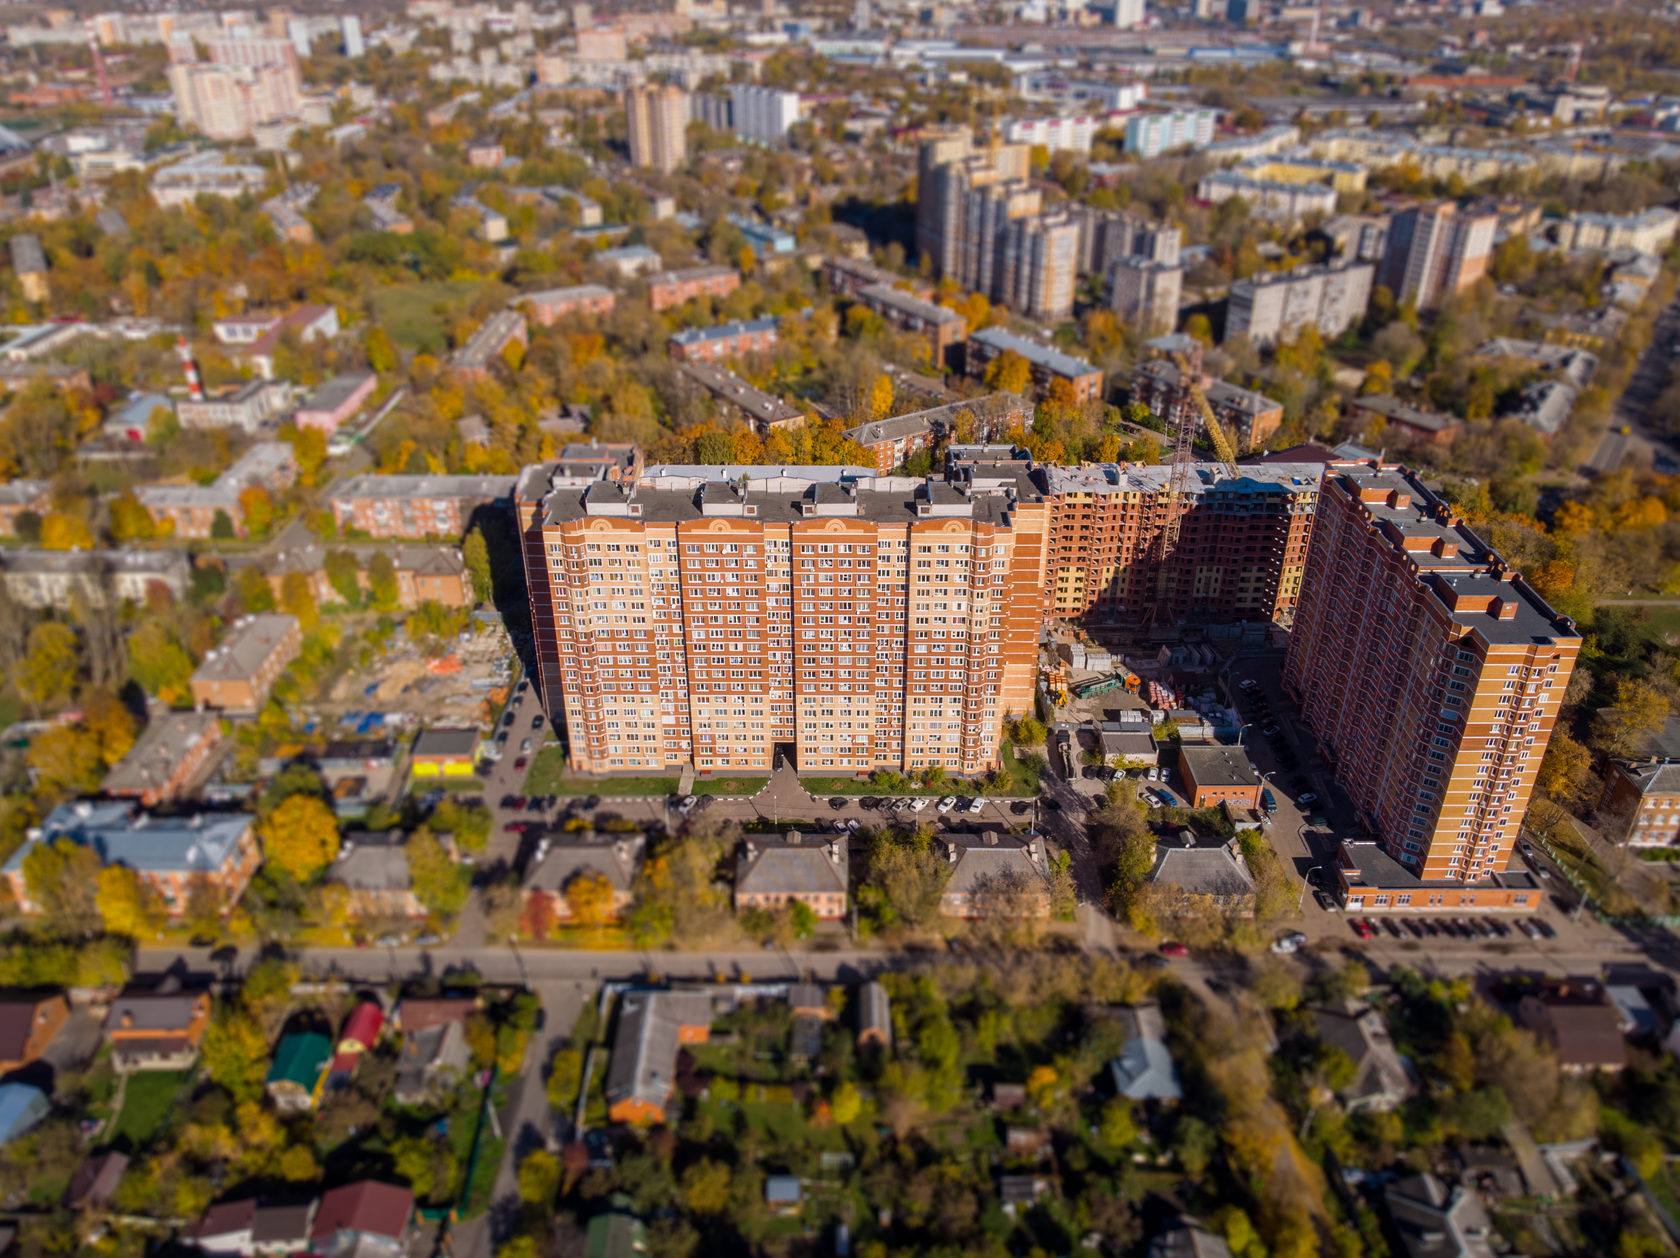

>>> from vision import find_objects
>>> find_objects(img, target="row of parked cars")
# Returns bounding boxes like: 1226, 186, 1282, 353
1349, 915, 1556, 942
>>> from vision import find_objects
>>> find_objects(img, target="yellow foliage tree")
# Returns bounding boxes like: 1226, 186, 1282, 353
1552, 501, 1595, 534
986, 350, 1033, 395
564, 869, 616, 928
39, 513, 95, 551
97, 864, 166, 939
258, 794, 339, 882
1027, 1063, 1059, 1109
868, 374, 893, 421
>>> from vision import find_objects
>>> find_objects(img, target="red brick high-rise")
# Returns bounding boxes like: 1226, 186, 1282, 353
1283, 464, 1579, 882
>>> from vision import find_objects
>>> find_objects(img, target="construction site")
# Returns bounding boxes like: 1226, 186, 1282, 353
321, 616, 515, 731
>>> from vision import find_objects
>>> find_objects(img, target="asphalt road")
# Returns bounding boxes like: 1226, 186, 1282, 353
1587, 292, 1680, 475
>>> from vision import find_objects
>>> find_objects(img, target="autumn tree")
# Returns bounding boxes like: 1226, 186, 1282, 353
463, 527, 492, 602
97, 864, 166, 939
39, 513, 95, 551
17, 622, 79, 711
235, 565, 278, 612
258, 793, 339, 882
985, 350, 1033, 395
280, 571, 319, 630
239, 486, 275, 537
201, 1008, 270, 1103
107, 492, 156, 542
564, 870, 615, 928
1591, 678, 1669, 758
367, 552, 400, 610
26, 724, 106, 796
21, 837, 103, 936
127, 621, 195, 705
324, 549, 362, 605
365, 325, 398, 373
517, 1149, 560, 1206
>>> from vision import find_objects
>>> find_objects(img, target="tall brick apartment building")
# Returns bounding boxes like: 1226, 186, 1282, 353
1038, 461, 1322, 624
1283, 464, 1579, 885
516, 463, 1049, 777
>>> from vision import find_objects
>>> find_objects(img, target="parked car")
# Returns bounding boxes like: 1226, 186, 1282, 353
514, 757, 527, 771
1156, 790, 1178, 807
1531, 918, 1556, 939
967, 797, 985, 813
1011, 801, 1031, 815
937, 796, 957, 814
1313, 889, 1338, 912
1271, 931, 1307, 954
1380, 918, 1403, 938
1350, 918, 1375, 940
909, 797, 930, 812
1260, 788, 1276, 814
858, 797, 879, 811
678, 796, 698, 814
1298, 792, 1318, 806
519, 738, 532, 755
845, 818, 860, 832
1146, 767, 1160, 781
1158, 941, 1190, 957
532, 714, 544, 729
829, 797, 848, 810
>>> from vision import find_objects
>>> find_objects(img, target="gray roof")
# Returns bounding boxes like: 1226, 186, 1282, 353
412, 727, 479, 759
1179, 744, 1260, 788
1149, 1220, 1234, 1258
1147, 840, 1255, 898
252, 1202, 317, 1245
299, 372, 375, 414
736, 836, 848, 897
669, 315, 780, 348
943, 834, 1048, 896
1108, 1003, 1183, 1101
331, 474, 515, 503
680, 361, 803, 426
192, 615, 298, 684
101, 711, 222, 797
1312, 1003, 1413, 1107
107, 989, 207, 1033
605, 990, 720, 1111
1615, 760, 1680, 797
969, 326, 1098, 379
8, 234, 45, 276
858, 981, 891, 1045
266, 543, 466, 580
0, 479, 45, 507
524, 834, 644, 894
857, 281, 965, 325
1338, 839, 1539, 894
330, 830, 411, 893
1383, 1173, 1496, 1258
513, 283, 614, 306
647, 264, 736, 285
1352, 393, 1459, 433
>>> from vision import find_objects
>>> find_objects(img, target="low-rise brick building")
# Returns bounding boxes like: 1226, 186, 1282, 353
101, 711, 223, 807
852, 283, 967, 365
190, 614, 302, 713
734, 832, 849, 920
450, 310, 527, 382
1599, 761, 1680, 848
647, 265, 740, 312
668, 315, 780, 363
263, 545, 476, 609
966, 327, 1103, 402
514, 284, 616, 326
1177, 744, 1263, 809
1130, 358, 1285, 454
294, 372, 377, 434
328, 474, 515, 540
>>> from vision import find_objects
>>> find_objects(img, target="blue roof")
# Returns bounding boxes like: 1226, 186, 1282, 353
970, 327, 1098, 380
0, 1083, 48, 1145
5, 800, 252, 877
112, 393, 173, 429
669, 316, 781, 347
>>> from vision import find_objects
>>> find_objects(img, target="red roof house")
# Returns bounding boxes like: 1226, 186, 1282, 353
311, 1180, 414, 1252
338, 1002, 384, 1055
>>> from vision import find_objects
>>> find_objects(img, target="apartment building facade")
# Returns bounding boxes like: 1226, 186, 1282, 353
668, 316, 779, 363
647, 265, 740, 312
967, 327, 1103, 402
190, 613, 303, 712
329, 474, 514, 539
517, 463, 1050, 778
1283, 464, 1580, 884
1379, 203, 1497, 311
1109, 257, 1182, 335
515, 285, 616, 326
1130, 358, 1284, 452
1225, 260, 1375, 348
1040, 461, 1321, 624
852, 282, 967, 362
627, 84, 689, 174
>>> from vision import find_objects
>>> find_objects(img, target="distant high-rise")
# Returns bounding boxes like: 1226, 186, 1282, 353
1109, 0, 1146, 26
341, 15, 364, 57
168, 45, 301, 141
853, 0, 872, 29
1108, 258, 1182, 333
1225, 259, 1374, 347
1379, 202, 1496, 311
627, 84, 689, 174
730, 84, 801, 145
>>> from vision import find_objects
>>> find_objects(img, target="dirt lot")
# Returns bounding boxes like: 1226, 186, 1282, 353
323, 621, 515, 728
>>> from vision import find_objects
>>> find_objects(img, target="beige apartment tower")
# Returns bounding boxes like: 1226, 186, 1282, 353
1283, 464, 1579, 883
627, 84, 689, 175
517, 463, 1049, 778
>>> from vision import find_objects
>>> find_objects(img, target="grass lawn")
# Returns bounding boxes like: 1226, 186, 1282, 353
692, 777, 767, 796
803, 743, 1038, 799
371, 280, 487, 353
524, 924, 633, 949
109, 1069, 191, 1150
523, 744, 678, 796
1640, 606, 1680, 650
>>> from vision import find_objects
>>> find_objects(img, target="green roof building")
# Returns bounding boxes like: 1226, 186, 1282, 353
266, 1031, 332, 1113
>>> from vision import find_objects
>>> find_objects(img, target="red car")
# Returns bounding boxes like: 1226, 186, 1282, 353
1158, 941, 1190, 957
1350, 918, 1376, 940
514, 757, 528, 770
503, 821, 530, 834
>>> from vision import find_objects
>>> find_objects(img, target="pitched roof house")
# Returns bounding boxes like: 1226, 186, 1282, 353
1107, 1002, 1183, 1102
1383, 1173, 1497, 1258
1147, 835, 1257, 916
309, 1180, 415, 1256
1311, 1003, 1415, 1112
938, 833, 1051, 919
0, 993, 68, 1073
523, 833, 644, 923
1515, 980, 1629, 1073
735, 833, 848, 920
605, 990, 718, 1125
106, 982, 212, 1072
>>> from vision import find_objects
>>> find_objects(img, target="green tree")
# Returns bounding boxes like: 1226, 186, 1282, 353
127, 621, 195, 705
409, 827, 469, 920
463, 527, 492, 602
1098, 1098, 1137, 1149
830, 1079, 862, 1124
367, 552, 400, 610
258, 794, 339, 882
211, 510, 237, 541
235, 565, 277, 612
324, 550, 362, 606
18, 622, 78, 711
680, 1160, 733, 1214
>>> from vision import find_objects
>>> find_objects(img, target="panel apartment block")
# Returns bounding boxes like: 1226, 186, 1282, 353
1225, 260, 1374, 348
1283, 465, 1579, 883
1041, 462, 1321, 624
519, 465, 1049, 778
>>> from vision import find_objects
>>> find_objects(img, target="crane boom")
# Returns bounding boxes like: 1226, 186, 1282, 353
1147, 353, 1243, 621
1172, 352, 1241, 477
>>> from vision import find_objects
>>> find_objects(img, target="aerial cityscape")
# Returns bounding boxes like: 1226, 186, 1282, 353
0, 0, 1675, 1254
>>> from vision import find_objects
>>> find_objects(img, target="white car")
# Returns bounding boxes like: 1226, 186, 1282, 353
1146, 767, 1159, 781
845, 817, 860, 831
909, 797, 930, 812
966, 797, 985, 813
1270, 931, 1307, 954
936, 796, 957, 814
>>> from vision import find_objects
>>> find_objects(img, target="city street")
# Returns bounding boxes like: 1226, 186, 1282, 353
1587, 290, 1680, 475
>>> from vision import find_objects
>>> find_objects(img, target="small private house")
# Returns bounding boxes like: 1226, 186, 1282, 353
0, 1083, 49, 1147
856, 980, 892, 1050
734, 833, 848, 920
394, 1018, 471, 1105
1107, 1003, 1184, 1102
764, 1175, 802, 1216
328, 1002, 384, 1085
1148, 1217, 1235, 1258
106, 981, 213, 1072
266, 1031, 333, 1113
191, 1197, 318, 1256
1383, 1173, 1498, 1258
309, 1181, 415, 1256
410, 727, 481, 779
1147, 835, 1258, 917
329, 830, 424, 921
0, 993, 68, 1074
605, 990, 718, 1125
1311, 1002, 1415, 1112
1515, 980, 1629, 1073
64, 1150, 129, 1212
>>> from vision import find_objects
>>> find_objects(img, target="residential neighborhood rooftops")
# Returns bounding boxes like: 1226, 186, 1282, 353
192, 614, 299, 683
310, 1180, 414, 1247
524, 834, 645, 895
736, 834, 848, 898
299, 371, 376, 413
412, 727, 480, 759
669, 315, 780, 348
6, 800, 251, 878
969, 326, 1099, 378
1147, 839, 1256, 900
100, 711, 220, 799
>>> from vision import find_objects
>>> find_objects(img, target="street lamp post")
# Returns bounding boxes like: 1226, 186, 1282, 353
1297, 864, 1322, 913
